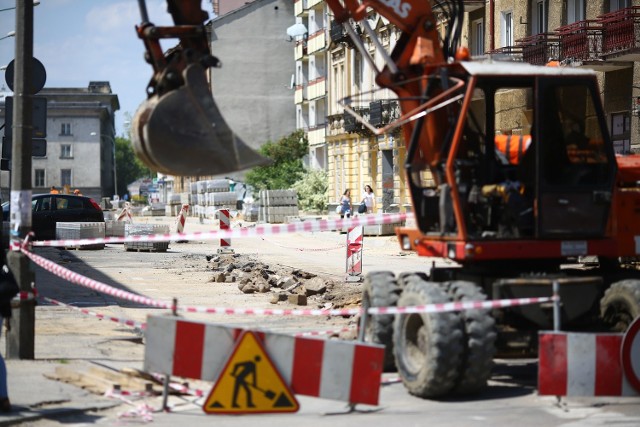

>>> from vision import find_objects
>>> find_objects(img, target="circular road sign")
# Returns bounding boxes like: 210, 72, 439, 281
621, 316, 640, 393
4, 57, 47, 93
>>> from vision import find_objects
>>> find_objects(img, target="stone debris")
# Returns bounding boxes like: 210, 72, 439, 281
287, 294, 307, 306
204, 253, 358, 309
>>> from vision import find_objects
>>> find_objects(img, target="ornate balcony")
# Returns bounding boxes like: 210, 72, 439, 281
556, 20, 602, 62
516, 33, 559, 65
599, 6, 640, 61
343, 107, 370, 135
369, 100, 400, 127
330, 19, 359, 47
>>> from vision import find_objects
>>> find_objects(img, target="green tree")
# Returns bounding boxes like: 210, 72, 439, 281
292, 169, 328, 213
116, 136, 152, 197
245, 130, 308, 191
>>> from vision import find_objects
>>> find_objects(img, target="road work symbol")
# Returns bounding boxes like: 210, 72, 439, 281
203, 331, 299, 414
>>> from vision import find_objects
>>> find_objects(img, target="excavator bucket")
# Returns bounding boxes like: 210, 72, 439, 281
131, 63, 270, 176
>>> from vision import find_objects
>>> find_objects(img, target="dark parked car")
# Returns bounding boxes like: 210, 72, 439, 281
2, 194, 104, 240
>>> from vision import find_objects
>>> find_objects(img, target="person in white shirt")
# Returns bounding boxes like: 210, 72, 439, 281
361, 184, 375, 214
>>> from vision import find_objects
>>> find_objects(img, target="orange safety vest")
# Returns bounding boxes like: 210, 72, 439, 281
495, 135, 532, 165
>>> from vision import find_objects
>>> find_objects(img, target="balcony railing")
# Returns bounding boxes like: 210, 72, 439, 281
599, 6, 640, 57
295, 85, 307, 104
369, 100, 400, 127
330, 20, 359, 47
344, 107, 370, 135
516, 33, 559, 65
486, 45, 523, 60
295, 41, 307, 60
294, 0, 307, 17
556, 20, 603, 61
308, 77, 326, 100
308, 123, 326, 146
307, 29, 326, 53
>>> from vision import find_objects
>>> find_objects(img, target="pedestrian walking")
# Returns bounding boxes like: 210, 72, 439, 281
360, 184, 375, 214
340, 189, 352, 219
0, 264, 19, 413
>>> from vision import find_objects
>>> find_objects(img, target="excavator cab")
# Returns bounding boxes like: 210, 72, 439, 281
406, 62, 617, 245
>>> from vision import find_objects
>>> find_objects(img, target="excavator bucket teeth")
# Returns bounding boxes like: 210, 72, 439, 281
131, 63, 270, 176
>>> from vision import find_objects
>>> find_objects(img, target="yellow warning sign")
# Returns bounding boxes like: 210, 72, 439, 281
203, 331, 299, 414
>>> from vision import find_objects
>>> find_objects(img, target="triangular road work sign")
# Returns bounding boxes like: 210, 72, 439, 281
203, 331, 299, 414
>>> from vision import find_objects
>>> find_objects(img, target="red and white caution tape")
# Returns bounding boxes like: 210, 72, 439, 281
105, 389, 154, 422
149, 373, 205, 398
366, 296, 557, 315
260, 236, 344, 252
42, 296, 147, 330
294, 326, 356, 337
22, 248, 171, 310
15, 290, 37, 301
30, 213, 407, 247
22, 245, 557, 318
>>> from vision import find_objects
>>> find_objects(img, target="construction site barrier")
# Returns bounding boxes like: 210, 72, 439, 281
144, 315, 385, 405
538, 329, 640, 397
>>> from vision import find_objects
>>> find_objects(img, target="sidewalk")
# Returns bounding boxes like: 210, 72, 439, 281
1, 359, 121, 425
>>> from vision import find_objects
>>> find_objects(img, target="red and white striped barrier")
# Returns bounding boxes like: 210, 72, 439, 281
538, 331, 640, 396
346, 226, 363, 278
174, 204, 189, 234
42, 296, 147, 330
144, 316, 385, 405
116, 202, 134, 223
30, 213, 408, 248
216, 208, 232, 253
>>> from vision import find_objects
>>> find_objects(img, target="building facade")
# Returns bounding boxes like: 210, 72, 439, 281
294, 0, 329, 171
470, 0, 638, 153
294, 0, 640, 214
0, 81, 119, 202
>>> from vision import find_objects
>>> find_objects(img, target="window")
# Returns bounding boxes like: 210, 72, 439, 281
568, 0, 585, 24
532, 0, 548, 35
61, 169, 72, 187
35, 169, 45, 187
60, 123, 71, 136
501, 11, 513, 47
60, 144, 72, 159
611, 112, 631, 154
471, 19, 484, 56
610, 0, 631, 12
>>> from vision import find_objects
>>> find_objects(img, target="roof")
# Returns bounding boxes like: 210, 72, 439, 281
460, 60, 597, 77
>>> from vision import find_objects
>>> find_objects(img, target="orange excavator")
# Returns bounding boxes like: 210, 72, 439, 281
133, 0, 640, 398
321, 0, 640, 398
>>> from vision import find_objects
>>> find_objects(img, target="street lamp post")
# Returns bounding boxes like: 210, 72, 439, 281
90, 132, 117, 198
0, 1, 40, 13
0, 30, 15, 41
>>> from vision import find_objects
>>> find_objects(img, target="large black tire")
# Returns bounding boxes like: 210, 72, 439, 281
600, 280, 640, 332
362, 271, 401, 372
444, 281, 496, 395
393, 274, 464, 398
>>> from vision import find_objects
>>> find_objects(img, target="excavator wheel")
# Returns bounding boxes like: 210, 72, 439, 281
444, 281, 496, 395
362, 271, 402, 372
600, 280, 640, 332
393, 274, 464, 398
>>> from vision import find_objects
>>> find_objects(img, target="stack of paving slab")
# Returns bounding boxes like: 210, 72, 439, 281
258, 189, 299, 223
124, 224, 169, 252
56, 222, 105, 250
165, 194, 183, 217
190, 179, 236, 218
105, 221, 126, 238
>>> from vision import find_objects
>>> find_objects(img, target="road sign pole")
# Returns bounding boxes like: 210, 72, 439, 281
6, 0, 35, 360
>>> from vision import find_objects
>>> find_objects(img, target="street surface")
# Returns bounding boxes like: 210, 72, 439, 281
6, 215, 640, 426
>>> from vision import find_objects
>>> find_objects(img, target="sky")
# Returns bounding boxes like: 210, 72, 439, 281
0, 0, 213, 137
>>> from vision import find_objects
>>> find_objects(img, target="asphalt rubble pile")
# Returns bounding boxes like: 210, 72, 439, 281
205, 253, 341, 307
